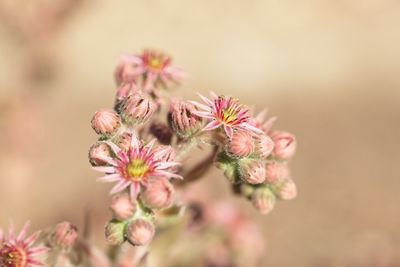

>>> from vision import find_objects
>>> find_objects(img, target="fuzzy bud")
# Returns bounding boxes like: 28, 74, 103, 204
105, 220, 126, 245
126, 219, 155, 246
121, 94, 156, 126
251, 187, 276, 215
272, 178, 297, 200
169, 100, 202, 138
239, 159, 266, 184
91, 110, 121, 136
255, 134, 274, 158
51, 221, 78, 249
115, 132, 132, 151
88, 142, 112, 166
141, 178, 174, 209
270, 131, 297, 160
227, 130, 254, 157
110, 192, 136, 221
265, 161, 290, 183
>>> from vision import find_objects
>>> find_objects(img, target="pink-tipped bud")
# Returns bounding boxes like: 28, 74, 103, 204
141, 178, 174, 209
227, 131, 254, 157
105, 220, 126, 245
126, 219, 155, 246
115, 83, 137, 102
251, 187, 276, 215
169, 100, 202, 138
88, 142, 112, 166
239, 159, 266, 184
270, 131, 297, 160
265, 161, 290, 183
115, 132, 132, 151
110, 192, 136, 221
51, 221, 78, 249
255, 134, 274, 158
272, 178, 297, 200
91, 109, 121, 136
121, 94, 156, 126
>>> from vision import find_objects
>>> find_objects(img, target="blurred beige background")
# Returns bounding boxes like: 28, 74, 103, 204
1, 0, 400, 266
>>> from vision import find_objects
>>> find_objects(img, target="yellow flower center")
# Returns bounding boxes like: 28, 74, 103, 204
0, 244, 26, 267
127, 159, 149, 181
149, 57, 162, 69
222, 108, 238, 124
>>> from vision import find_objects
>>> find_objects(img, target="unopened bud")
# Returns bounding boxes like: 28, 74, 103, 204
272, 178, 297, 200
169, 100, 202, 138
239, 159, 266, 184
115, 132, 132, 151
227, 130, 254, 158
88, 142, 112, 166
51, 221, 78, 249
141, 178, 174, 209
150, 122, 173, 145
91, 110, 121, 136
251, 187, 276, 215
110, 192, 136, 221
255, 134, 274, 158
105, 220, 126, 245
115, 83, 138, 111
265, 161, 290, 183
270, 131, 297, 160
121, 94, 156, 126
126, 219, 155, 246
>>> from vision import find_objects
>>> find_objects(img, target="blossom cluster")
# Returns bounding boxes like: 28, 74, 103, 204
88, 48, 298, 249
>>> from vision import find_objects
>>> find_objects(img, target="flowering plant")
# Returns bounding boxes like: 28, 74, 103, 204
1, 49, 297, 267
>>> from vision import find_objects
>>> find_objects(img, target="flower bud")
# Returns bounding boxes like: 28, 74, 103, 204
270, 131, 297, 160
169, 100, 202, 138
272, 178, 297, 200
105, 220, 126, 245
110, 192, 136, 221
91, 109, 121, 136
251, 187, 276, 215
126, 219, 155, 246
51, 221, 78, 249
227, 130, 254, 158
255, 134, 274, 158
150, 122, 173, 145
120, 94, 156, 126
141, 178, 174, 209
115, 132, 132, 151
239, 159, 266, 184
114, 83, 138, 111
88, 142, 112, 166
265, 161, 290, 183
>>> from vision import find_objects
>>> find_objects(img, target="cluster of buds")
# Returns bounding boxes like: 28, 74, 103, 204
211, 107, 298, 214
89, 49, 298, 249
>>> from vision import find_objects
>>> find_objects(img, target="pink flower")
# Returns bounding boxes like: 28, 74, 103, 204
93, 133, 182, 200
239, 159, 266, 184
50, 222, 78, 249
169, 100, 202, 138
91, 110, 121, 136
122, 49, 185, 91
190, 92, 263, 138
126, 219, 155, 246
227, 130, 254, 157
141, 177, 175, 209
0, 222, 49, 266
110, 192, 136, 221
270, 130, 297, 160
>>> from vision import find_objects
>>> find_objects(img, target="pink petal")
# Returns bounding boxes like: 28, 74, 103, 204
25, 231, 41, 247
29, 246, 50, 256
156, 161, 181, 170
130, 132, 141, 151
241, 123, 265, 134
97, 173, 122, 183
224, 125, 234, 139
122, 54, 143, 65
209, 91, 219, 99
189, 100, 212, 112
202, 120, 222, 131
110, 181, 130, 195
106, 141, 122, 155
92, 166, 116, 173
197, 93, 214, 106
153, 170, 183, 179
17, 221, 30, 242
130, 183, 141, 200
